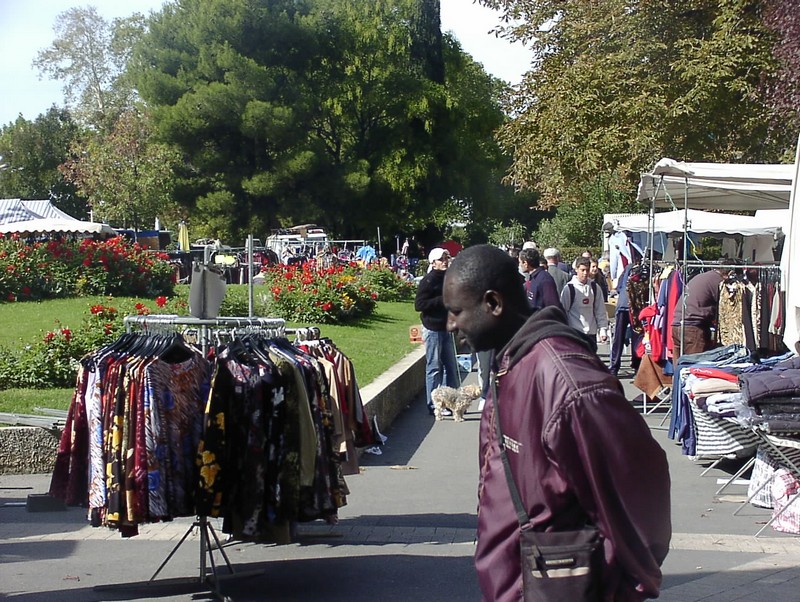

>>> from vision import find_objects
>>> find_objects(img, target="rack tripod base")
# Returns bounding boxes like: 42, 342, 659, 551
93, 516, 262, 601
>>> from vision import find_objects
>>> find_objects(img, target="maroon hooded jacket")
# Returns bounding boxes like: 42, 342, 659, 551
476, 306, 671, 601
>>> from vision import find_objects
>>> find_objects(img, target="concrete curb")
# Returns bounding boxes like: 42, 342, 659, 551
359, 345, 426, 433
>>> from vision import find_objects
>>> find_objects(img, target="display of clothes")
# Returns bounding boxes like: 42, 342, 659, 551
49, 322, 372, 542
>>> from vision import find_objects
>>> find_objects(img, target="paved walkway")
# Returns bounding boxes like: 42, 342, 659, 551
3, 343, 800, 601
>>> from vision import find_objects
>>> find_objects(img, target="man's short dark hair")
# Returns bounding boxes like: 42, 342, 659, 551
519, 247, 540, 268
575, 256, 591, 270
448, 245, 526, 308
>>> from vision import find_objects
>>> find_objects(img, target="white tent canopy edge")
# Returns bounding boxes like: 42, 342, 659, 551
636, 158, 793, 211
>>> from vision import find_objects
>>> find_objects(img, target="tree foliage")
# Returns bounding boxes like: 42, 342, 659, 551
60, 110, 181, 229
0, 108, 87, 219
479, 0, 795, 208
762, 0, 800, 135
33, 6, 146, 131
532, 174, 641, 250
130, 0, 510, 243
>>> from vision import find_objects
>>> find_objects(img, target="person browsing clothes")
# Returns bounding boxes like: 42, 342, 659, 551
415, 247, 460, 416
671, 261, 729, 366
442, 244, 671, 602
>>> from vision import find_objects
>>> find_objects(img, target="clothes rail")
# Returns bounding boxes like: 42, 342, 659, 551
124, 314, 286, 355
124, 314, 286, 332
682, 262, 780, 270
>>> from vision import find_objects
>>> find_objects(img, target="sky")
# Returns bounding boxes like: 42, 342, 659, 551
0, 0, 531, 127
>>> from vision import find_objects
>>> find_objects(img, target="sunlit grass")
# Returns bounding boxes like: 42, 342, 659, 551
0, 294, 421, 414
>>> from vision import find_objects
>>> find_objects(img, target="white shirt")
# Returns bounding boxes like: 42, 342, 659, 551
560, 276, 609, 338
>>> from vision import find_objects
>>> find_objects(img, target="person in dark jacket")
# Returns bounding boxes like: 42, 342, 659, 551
671, 263, 729, 366
443, 244, 671, 602
518, 247, 560, 310
415, 247, 459, 415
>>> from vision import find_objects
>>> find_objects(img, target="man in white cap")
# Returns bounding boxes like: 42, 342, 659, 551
415, 247, 459, 415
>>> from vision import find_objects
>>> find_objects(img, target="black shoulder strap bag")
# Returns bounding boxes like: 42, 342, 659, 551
491, 375, 603, 602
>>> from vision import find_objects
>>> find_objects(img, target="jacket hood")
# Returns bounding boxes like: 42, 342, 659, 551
500, 305, 597, 370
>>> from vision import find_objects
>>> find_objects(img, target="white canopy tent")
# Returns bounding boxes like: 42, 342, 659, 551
635, 152, 799, 352
0, 198, 113, 237
607, 208, 784, 237
603, 208, 785, 263
0, 218, 116, 237
636, 159, 793, 211
19, 200, 81, 221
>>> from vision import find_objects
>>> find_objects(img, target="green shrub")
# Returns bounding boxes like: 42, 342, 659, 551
255, 262, 382, 324
0, 295, 189, 389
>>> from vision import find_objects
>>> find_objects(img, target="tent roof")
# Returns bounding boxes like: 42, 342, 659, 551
636, 158, 794, 210
0, 198, 81, 224
606, 208, 784, 237
0, 218, 115, 236
0, 199, 39, 224
20, 200, 79, 221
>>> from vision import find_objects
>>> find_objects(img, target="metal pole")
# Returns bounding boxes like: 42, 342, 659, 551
376, 226, 382, 257
247, 234, 254, 317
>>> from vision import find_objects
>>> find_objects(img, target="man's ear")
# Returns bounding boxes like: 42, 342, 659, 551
484, 290, 503, 316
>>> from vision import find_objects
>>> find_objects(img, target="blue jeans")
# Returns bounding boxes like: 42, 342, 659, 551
423, 327, 460, 409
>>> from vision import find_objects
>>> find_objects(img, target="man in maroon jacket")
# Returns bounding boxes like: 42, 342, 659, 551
443, 244, 671, 602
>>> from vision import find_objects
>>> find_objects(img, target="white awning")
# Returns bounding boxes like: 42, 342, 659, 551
636, 158, 794, 210
607, 208, 784, 237
0, 218, 115, 236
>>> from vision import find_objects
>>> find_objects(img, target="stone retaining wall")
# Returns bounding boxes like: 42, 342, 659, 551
0, 427, 60, 475
360, 346, 425, 432
0, 346, 427, 475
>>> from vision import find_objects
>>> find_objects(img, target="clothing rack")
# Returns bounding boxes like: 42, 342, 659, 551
99, 314, 290, 601
124, 314, 286, 354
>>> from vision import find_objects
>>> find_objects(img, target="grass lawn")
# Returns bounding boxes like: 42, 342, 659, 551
0, 292, 421, 415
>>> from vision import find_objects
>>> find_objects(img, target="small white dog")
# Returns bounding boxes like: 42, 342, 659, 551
431, 384, 482, 422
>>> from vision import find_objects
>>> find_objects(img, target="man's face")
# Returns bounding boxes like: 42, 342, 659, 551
518, 258, 531, 274
443, 274, 496, 352
576, 265, 590, 284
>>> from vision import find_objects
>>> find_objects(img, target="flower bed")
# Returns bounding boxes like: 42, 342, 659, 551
0, 234, 175, 301
255, 261, 414, 324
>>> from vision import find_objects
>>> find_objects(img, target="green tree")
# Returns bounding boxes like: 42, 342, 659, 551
479, 0, 792, 208
762, 0, 800, 137
0, 108, 87, 218
532, 174, 641, 250
131, 0, 511, 244
60, 110, 181, 230
33, 6, 146, 131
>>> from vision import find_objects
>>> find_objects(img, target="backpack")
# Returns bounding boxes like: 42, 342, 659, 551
566, 281, 599, 313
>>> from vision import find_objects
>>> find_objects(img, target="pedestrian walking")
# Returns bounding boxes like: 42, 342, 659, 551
442, 244, 671, 602
415, 247, 459, 416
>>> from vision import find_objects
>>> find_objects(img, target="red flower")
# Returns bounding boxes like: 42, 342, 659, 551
43, 331, 55, 343
7, 293, 15, 302
90, 304, 104, 314
104, 323, 114, 335
371, 292, 378, 300
21, 286, 31, 296
82, 258, 92, 267
155, 296, 168, 308
61, 328, 72, 342
322, 301, 333, 311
